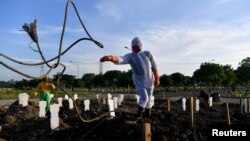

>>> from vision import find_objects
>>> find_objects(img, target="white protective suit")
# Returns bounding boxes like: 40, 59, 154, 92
115, 39, 158, 109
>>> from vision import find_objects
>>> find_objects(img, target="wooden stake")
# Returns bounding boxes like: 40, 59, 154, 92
193, 97, 196, 129
143, 123, 151, 141
167, 99, 171, 112
226, 103, 231, 125
190, 97, 194, 128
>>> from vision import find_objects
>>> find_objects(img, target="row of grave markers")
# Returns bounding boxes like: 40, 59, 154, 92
180, 97, 250, 113
18, 93, 250, 130
40, 93, 125, 129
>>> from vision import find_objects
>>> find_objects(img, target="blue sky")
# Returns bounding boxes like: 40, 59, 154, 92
1, 0, 250, 81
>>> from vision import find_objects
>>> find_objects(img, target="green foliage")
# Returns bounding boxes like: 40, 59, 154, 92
171, 72, 185, 86
228, 92, 250, 97
193, 62, 225, 87
82, 73, 95, 90
160, 74, 173, 87
222, 65, 236, 87
236, 57, 250, 84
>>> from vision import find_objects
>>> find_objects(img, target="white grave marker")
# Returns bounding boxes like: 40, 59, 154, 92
103, 97, 106, 105
182, 98, 186, 111
58, 97, 63, 107
69, 98, 74, 110
50, 104, 60, 130
196, 99, 200, 111
39, 101, 46, 117
74, 93, 78, 100
107, 93, 112, 100
108, 99, 115, 118
84, 99, 90, 111
18, 93, 29, 107
113, 97, 118, 109
18, 93, 24, 105
209, 97, 213, 107
118, 94, 124, 106
64, 94, 69, 100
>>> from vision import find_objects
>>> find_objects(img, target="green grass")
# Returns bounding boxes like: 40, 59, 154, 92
228, 92, 250, 97
0, 89, 89, 100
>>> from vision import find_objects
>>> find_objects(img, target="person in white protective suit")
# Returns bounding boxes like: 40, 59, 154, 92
100, 37, 160, 118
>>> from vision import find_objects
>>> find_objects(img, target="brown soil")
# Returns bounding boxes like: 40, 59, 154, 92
0, 97, 249, 141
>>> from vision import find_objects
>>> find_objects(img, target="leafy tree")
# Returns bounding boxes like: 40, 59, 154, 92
120, 70, 133, 88
193, 63, 225, 90
160, 74, 173, 91
183, 76, 193, 91
53, 73, 75, 88
160, 74, 173, 89
236, 57, 250, 94
14, 79, 28, 89
236, 57, 250, 84
103, 70, 123, 87
171, 72, 185, 86
170, 72, 185, 92
82, 73, 95, 91
73, 79, 84, 91
93, 74, 105, 87
222, 65, 236, 92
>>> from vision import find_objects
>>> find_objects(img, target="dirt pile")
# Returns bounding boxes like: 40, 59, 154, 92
0, 97, 249, 141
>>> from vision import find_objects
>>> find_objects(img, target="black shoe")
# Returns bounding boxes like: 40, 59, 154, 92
137, 106, 144, 119
144, 109, 151, 118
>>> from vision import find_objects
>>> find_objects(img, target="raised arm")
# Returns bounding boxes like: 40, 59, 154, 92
100, 55, 118, 63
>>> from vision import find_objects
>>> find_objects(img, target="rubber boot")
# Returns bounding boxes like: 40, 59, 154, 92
144, 109, 151, 118
137, 106, 144, 119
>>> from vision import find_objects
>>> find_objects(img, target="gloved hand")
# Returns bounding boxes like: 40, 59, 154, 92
153, 70, 160, 87
49, 83, 56, 90
100, 55, 118, 63
33, 92, 38, 97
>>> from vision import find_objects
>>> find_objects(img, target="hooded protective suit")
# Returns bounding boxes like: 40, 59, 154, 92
100, 37, 160, 110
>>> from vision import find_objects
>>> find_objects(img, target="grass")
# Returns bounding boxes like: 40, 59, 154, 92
0, 89, 89, 100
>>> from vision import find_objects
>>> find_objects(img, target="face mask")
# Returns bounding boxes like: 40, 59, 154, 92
132, 45, 141, 53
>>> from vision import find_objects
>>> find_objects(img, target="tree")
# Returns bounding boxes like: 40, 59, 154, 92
93, 74, 105, 87
120, 70, 133, 88
103, 70, 123, 87
53, 73, 75, 88
160, 74, 173, 91
183, 76, 193, 91
170, 72, 185, 92
236, 57, 250, 84
82, 73, 95, 91
193, 63, 225, 90
236, 57, 250, 94
72, 79, 84, 91
222, 65, 236, 93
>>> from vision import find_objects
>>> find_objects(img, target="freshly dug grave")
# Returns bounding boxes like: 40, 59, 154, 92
0, 97, 249, 141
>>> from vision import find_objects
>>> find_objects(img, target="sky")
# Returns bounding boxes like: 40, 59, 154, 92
1, 0, 250, 81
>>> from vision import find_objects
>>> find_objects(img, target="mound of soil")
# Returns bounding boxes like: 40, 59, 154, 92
0, 97, 249, 141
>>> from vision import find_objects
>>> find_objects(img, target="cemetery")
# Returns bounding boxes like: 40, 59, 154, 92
0, 93, 250, 141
